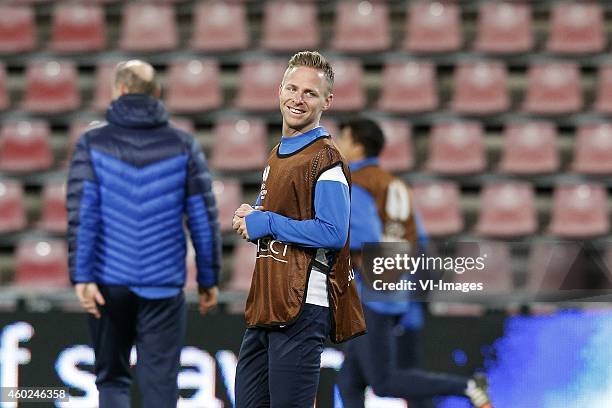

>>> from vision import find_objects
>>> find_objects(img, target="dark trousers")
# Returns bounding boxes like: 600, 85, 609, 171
234, 304, 331, 408
88, 286, 186, 408
337, 305, 468, 407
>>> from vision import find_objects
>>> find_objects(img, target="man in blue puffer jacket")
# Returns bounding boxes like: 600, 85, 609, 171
66, 60, 221, 408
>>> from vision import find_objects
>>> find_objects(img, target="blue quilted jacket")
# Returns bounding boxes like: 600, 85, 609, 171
66, 94, 221, 288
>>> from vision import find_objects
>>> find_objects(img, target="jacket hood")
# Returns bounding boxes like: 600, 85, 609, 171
106, 94, 169, 129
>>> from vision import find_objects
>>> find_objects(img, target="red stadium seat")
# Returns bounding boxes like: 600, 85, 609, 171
412, 181, 463, 236
522, 63, 582, 115
474, 2, 532, 54
234, 59, 286, 112
453, 241, 513, 294
22, 60, 80, 113
225, 242, 257, 293
548, 183, 609, 238
212, 179, 242, 233
475, 181, 537, 237
37, 180, 67, 233
0, 5, 35, 53
92, 60, 118, 112
14, 238, 69, 288
498, 121, 559, 175
593, 64, 612, 113
0, 120, 53, 172
329, 59, 365, 112
331, 0, 390, 52
49, 3, 106, 53
451, 61, 509, 114
426, 121, 486, 174
210, 118, 268, 171
261, 1, 318, 51
572, 123, 612, 175
547, 2, 604, 54
0, 63, 8, 111
0, 179, 26, 233
190, 1, 248, 51
377, 119, 414, 172
166, 59, 222, 113
119, 3, 177, 52
404, 1, 462, 53
377, 61, 438, 113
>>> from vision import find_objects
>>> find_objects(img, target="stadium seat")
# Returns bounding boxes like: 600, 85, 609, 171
212, 179, 242, 233
377, 61, 438, 113
572, 123, 612, 175
451, 61, 509, 114
37, 180, 67, 233
475, 181, 537, 237
412, 181, 463, 236
0, 120, 53, 172
404, 1, 462, 53
546, 2, 604, 54
190, 1, 248, 51
119, 3, 177, 52
452, 241, 513, 294
234, 59, 286, 111
49, 3, 106, 53
426, 121, 486, 174
329, 59, 365, 112
0, 63, 8, 111
14, 238, 69, 288
22, 60, 80, 113
593, 64, 612, 113
522, 63, 582, 115
548, 183, 609, 238
92, 60, 119, 112
261, 1, 318, 51
498, 121, 559, 174
225, 242, 257, 293
377, 119, 414, 172
166, 59, 222, 113
210, 118, 268, 171
0, 179, 26, 233
331, 0, 390, 52
474, 2, 532, 54
0, 5, 35, 53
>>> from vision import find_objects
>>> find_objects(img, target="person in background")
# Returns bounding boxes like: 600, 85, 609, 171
336, 117, 493, 408
66, 60, 221, 408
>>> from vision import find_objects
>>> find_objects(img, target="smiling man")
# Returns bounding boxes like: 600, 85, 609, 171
232, 51, 366, 407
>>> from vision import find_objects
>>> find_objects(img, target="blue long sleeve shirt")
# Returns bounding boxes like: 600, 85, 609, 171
245, 127, 350, 250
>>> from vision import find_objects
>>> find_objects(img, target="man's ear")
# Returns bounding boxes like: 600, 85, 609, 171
154, 84, 161, 98
322, 93, 333, 111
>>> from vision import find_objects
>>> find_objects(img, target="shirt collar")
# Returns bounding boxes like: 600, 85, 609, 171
279, 126, 329, 154
349, 157, 379, 171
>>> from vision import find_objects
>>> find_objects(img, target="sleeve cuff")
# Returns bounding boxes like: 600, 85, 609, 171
245, 211, 272, 241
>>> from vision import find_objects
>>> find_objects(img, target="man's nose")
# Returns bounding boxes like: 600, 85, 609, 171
291, 92, 304, 103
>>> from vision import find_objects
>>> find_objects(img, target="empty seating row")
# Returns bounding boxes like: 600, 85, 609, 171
2, 176, 610, 239
414, 181, 610, 238
3, 59, 612, 115
12, 237, 612, 298
0, 2, 607, 54
3, 118, 612, 176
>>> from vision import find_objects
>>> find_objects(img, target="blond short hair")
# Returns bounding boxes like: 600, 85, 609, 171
286, 51, 334, 94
